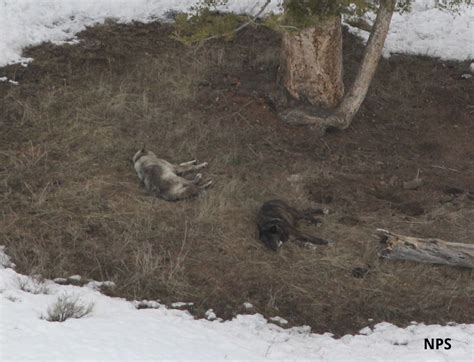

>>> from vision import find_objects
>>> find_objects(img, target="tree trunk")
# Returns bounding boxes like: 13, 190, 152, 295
278, 15, 344, 109
377, 229, 474, 269
280, 0, 397, 134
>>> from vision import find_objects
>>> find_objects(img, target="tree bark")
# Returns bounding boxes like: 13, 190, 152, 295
278, 15, 344, 108
377, 229, 474, 269
280, 0, 397, 133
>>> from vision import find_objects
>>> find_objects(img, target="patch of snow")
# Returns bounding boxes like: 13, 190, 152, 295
68, 274, 82, 282
461, 74, 472, 79
270, 316, 288, 325
359, 326, 373, 335
8, 79, 18, 85
243, 302, 254, 309
85, 280, 116, 290
0, 251, 473, 360
53, 277, 68, 284
470, 63, 474, 72
0, 246, 15, 268
0, 77, 8, 83
171, 301, 194, 308
0, 1, 473, 67
348, 3, 474, 60
205, 308, 217, 320
134, 300, 162, 309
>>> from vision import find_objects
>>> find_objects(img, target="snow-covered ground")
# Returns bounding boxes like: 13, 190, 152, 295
1, 247, 473, 361
0, 0, 473, 68
1, 1, 473, 360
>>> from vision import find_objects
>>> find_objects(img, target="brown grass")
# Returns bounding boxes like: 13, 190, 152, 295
1, 22, 473, 336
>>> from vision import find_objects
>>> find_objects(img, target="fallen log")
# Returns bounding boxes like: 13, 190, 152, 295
377, 229, 474, 268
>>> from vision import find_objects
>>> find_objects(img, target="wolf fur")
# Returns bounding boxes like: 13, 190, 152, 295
133, 148, 212, 201
257, 199, 332, 251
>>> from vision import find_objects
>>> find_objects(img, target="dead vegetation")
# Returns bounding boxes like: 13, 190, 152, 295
0, 22, 473, 336
44, 294, 94, 322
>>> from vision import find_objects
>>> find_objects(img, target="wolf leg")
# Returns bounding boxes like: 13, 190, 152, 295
298, 207, 326, 225
179, 160, 197, 166
299, 213, 322, 225
199, 180, 213, 189
175, 162, 208, 176
291, 230, 332, 245
193, 173, 202, 184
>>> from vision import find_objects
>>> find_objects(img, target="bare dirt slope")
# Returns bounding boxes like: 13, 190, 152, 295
1, 22, 473, 336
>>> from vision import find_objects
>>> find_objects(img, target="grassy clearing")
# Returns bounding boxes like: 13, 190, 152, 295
1, 22, 473, 335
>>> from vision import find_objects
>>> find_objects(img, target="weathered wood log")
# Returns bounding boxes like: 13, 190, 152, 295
377, 229, 474, 268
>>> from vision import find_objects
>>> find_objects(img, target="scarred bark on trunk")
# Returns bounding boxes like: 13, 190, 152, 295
278, 15, 344, 109
279, 0, 397, 134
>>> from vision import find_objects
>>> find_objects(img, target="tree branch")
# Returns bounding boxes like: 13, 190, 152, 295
198, 0, 271, 44
235, 0, 271, 33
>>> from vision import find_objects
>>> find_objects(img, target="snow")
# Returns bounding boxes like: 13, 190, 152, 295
171, 301, 194, 308
270, 316, 289, 325
1, 247, 473, 361
1, 1, 473, 359
205, 308, 218, 320
0, 0, 473, 68
349, 2, 474, 60
243, 301, 254, 309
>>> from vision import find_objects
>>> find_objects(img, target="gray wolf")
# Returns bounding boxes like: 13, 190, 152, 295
133, 148, 212, 201
257, 199, 332, 251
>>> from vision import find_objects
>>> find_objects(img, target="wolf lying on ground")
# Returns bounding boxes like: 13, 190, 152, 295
133, 148, 212, 201
257, 199, 332, 251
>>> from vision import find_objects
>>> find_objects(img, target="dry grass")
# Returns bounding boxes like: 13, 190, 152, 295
44, 294, 94, 322
1, 22, 473, 335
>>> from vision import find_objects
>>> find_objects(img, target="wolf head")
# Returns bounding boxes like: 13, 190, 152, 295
133, 143, 158, 165
132, 147, 147, 164
259, 222, 288, 251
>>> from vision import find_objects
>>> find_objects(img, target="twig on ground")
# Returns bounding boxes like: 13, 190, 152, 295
431, 165, 460, 172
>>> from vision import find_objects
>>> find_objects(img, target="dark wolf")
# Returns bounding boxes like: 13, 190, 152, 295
257, 199, 332, 251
